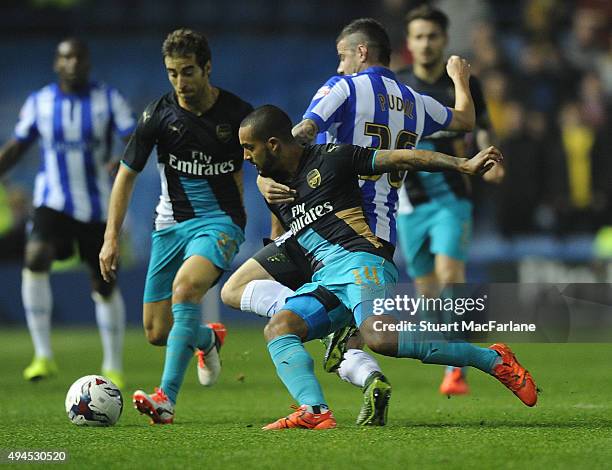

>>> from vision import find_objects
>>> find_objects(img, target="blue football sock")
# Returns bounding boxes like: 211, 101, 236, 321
160, 302, 200, 404
398, 329, 499, 373
267, 334, 327, 407
197, 325, 214, 353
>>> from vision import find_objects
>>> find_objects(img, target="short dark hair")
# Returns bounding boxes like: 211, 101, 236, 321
405, 5, 449, 33
336, 18, 391, 66
240, 105, 293, 143
162, 28, 211, 69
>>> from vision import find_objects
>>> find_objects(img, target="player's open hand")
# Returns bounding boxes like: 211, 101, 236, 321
446, 55, 471, 83
256, 175, 296, 204
99, 237, 120, 283
460, 146, 503, 176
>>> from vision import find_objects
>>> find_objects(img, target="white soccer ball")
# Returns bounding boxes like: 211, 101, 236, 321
65, 375, 123, 426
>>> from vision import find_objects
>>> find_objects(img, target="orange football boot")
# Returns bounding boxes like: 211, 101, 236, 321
439, 367, 470, 396
133, 387, 175, 424
489, 343, 538, 406
263, 405, 337, 430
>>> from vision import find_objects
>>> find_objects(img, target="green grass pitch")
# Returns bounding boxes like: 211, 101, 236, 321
1, 327, 611, 469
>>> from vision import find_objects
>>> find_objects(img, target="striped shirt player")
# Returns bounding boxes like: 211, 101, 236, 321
15, 82, 135, 222
0, 38, 135, 388
304, 66, 452, 247
244, 71, 460, 315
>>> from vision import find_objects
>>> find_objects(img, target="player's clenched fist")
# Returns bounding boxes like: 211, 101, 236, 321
446, 55, 471, 83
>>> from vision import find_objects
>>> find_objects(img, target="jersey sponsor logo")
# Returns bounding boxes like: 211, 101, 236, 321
216, 124, 232, 143
289, 201, 333, 234
307, 169, 321, 188
168, 152, 235, 176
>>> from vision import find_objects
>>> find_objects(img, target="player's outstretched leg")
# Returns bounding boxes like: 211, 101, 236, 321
263, 307, 337, 430
196, 322, 227, 386
360, 315, 538, 406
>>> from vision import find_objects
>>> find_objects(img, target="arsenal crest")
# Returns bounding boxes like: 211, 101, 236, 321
307, 169, 321, 188
216, 124, 232, 143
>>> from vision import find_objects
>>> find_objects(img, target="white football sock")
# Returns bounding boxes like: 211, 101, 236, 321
93, 289, 125, 372
22, 269, 53, 358
337, 348, 382, 388
240, 280, 295, 317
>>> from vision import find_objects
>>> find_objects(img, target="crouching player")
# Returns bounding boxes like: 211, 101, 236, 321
238, 105, 536, 430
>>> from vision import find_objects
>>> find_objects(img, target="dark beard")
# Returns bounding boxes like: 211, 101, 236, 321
260, 150, 291, 182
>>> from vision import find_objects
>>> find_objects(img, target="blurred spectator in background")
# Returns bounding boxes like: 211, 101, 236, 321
494, 101, 548, 236
546, 100, 611, 233
480, 70, 512, 139
516, 39, 576, 115
597, 33, 612, 95
386, 0, 611, 241
579, 70, 609, 128
563, 7, 609, 71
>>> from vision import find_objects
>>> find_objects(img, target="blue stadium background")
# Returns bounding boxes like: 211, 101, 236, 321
0, 0, 610, 325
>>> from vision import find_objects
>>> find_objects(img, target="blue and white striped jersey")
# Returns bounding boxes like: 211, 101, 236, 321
303, 66, 452, 246
14, 82, 136, 223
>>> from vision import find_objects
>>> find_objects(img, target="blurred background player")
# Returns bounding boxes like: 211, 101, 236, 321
99, 29, 253, 424
394, 5, 503, 395
222, 18, 476, 425
0, 38, 135, 387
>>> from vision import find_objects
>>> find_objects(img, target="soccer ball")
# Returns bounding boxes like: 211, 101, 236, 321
65, 375, 123, 426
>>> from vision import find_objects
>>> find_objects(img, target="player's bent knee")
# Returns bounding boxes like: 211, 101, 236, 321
437, 270, 464, 285
144, 325, 169, 346
264, 310, 308, 342
365, 336, 396, 356
172, 279, 207, 304
220, 278, 241, 309
221, 258, 271, 309
146, 331, 168, 346
359, 317, 397, 357
346, 330, 365, 350
143, 300, 172, 346
24, 246, 54, 272
435, 257, 465, 285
